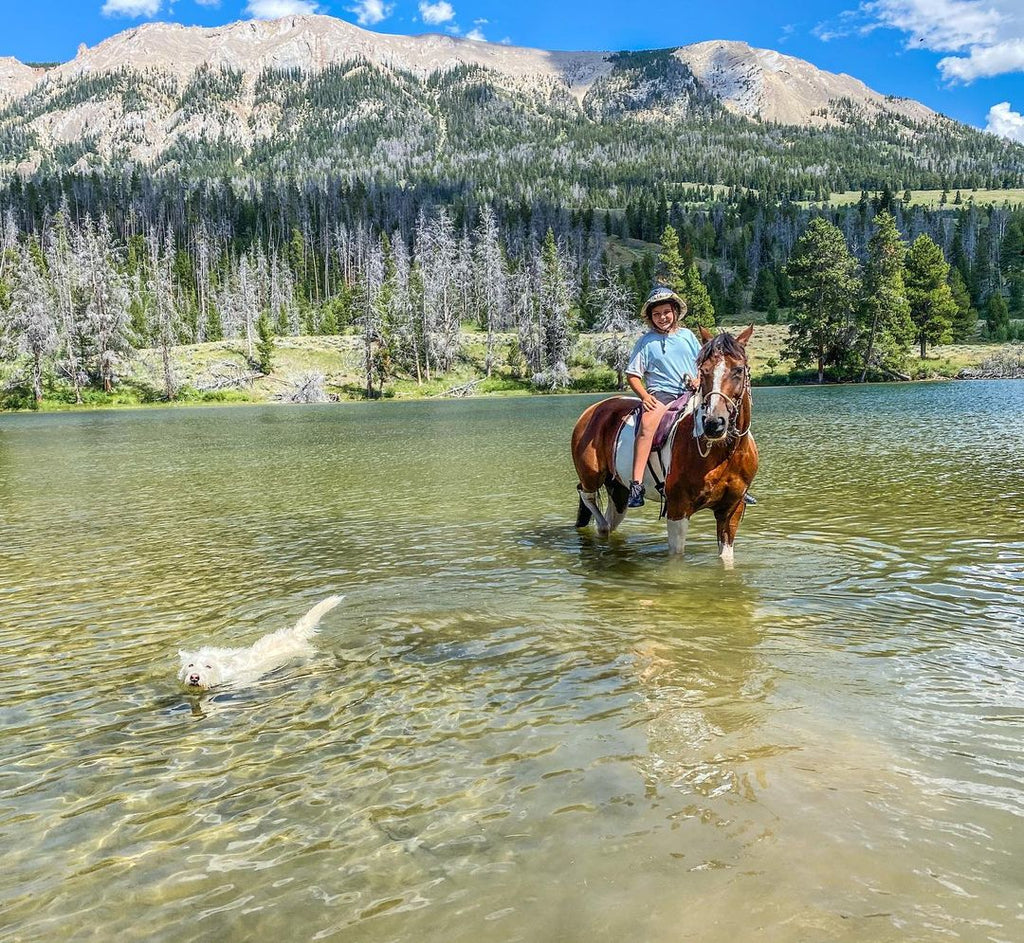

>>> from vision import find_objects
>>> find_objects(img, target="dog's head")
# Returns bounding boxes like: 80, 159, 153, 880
177, 650, 223, 691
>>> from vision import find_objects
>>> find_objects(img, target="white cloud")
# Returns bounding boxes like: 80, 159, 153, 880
101, 0, 161, 16
246, 0, 319, 16
195, 0, 222, 7
986, 101, 1024, 142
826, 0, 1024, 83
348, 0, 393, 25
939, 39, 1024, 82
419, 1, 454, 25
863, 0, 1002, 51
465, 27, 486, 42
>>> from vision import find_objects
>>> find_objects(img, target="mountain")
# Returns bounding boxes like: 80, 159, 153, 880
0, 15, 1020, 197
674, 40, 934, 126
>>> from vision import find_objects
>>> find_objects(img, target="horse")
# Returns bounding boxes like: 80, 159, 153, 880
570, 325, 758, 564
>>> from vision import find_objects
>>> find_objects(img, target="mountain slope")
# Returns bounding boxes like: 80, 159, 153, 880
0, 15, 1020, 197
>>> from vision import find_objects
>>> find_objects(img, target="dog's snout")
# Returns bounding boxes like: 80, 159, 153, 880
189, 674, 201, 685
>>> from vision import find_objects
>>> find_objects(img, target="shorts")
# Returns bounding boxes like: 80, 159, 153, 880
651, 389, 685, 406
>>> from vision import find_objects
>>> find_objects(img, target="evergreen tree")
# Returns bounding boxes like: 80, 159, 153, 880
905, 234, 956, 357
594, 275, 638, 389
681, 260, 716, 329
784, 218, 860, 383
985, 292, 1010, 341
750, 267, 778, 311
948, 268, 978, 342
255, 309, 275, 374
859, 211, 912, 380
8, 245, 57, 403
658, 225, 686, 294
536, 228, 574, 389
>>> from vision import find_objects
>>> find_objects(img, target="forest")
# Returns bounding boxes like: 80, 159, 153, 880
1, 52, 1024, 405
1, 172, 1021, 406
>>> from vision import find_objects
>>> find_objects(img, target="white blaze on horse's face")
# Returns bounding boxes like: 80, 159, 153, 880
702, 356, 731, 441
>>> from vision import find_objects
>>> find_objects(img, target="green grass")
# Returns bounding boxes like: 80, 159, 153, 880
3, 325, 1019, 411
804, 188, 1024, 209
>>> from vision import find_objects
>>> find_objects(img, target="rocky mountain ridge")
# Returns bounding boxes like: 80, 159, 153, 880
2, 16, 935, 125
1, 14, 1017, 196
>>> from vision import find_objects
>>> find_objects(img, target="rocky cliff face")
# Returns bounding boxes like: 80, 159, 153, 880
0, 57, 44, 104
675, 40, 935, 126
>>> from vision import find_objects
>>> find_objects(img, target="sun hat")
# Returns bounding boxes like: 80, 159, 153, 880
640, 285, 687, 322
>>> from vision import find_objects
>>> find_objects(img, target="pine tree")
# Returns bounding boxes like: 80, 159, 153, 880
784, 218, 861, 383
9, 245, 57, 404
948, 268, 977, 342
985, 292, 1010, 341
859, 211, 912, 381
681, 259, 716, 329
255, 310, 275, 374
905, 234, 956, 357
594, 275, 638, 389
658, 224, 686, 293
474, 205, 507, 376
536, 228, 574, 389
751, 267, 778, 311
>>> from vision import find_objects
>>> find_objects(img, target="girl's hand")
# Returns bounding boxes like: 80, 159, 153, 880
641, 393, 659, 411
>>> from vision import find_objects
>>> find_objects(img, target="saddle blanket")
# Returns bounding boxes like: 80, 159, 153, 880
612, 392, 696, 489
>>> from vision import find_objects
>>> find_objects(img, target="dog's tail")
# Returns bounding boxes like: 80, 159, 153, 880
292, 595, 344, 640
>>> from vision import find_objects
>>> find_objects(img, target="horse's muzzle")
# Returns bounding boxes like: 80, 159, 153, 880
703, 415, 728, 439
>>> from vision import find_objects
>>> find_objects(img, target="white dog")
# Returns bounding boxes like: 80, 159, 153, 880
178, 595, 343, 691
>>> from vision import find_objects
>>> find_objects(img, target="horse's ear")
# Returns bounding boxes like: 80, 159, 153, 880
735, 325, 754, 347
698, 326, 714, 343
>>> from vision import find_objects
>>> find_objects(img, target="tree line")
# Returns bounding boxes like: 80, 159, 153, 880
1, 191, 1021, 404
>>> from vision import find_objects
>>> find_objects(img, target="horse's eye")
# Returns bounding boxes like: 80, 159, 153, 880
732, 367, 744, 377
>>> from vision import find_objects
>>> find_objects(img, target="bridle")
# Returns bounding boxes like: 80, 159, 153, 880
693, 356, 752, 458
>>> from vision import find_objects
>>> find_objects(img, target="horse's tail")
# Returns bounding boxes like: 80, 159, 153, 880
575, 488, 593, 528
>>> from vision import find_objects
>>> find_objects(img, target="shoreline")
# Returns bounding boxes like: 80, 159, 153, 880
5, 375, 1024, 417
2, 329, 1020, 414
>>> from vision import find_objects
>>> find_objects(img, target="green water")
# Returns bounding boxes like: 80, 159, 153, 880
1, 382, 1021, 942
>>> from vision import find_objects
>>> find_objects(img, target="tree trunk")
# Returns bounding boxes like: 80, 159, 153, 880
33, 352, 43, 404
860, 312, 879, 382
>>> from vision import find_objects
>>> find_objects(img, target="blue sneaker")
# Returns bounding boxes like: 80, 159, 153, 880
627, 481, 646, 508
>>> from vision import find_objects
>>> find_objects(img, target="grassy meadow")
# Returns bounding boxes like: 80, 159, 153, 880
3, 322, 1019, 411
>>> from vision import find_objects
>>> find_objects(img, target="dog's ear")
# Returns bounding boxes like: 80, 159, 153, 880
178, 650, 186, 660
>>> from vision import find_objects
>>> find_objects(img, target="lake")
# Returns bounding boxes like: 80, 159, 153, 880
1, 381, 1021, 943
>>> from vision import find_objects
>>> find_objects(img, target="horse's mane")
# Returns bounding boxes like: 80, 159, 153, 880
696, 331, 747, 367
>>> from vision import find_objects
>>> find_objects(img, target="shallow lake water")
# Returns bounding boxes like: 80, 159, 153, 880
1, 381, 1022, 942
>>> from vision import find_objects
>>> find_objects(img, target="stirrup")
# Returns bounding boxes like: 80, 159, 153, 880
627, 480, 646, 508
744, 493, 757, 506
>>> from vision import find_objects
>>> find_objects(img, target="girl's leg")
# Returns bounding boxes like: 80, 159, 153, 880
632, 401, 667, 482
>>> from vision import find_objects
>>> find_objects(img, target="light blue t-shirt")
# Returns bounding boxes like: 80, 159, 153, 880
626, 328, 701, 396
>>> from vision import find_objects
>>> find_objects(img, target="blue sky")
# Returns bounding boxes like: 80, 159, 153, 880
4, 0, 1023, 141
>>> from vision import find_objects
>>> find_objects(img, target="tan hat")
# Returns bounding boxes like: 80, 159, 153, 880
640, 286, 687, 322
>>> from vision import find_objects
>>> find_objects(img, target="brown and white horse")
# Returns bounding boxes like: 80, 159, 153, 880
570, 326, 758, 564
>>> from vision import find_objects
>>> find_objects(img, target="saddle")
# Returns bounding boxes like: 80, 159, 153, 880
611, 391, 697, 493
649, 391, 694, 450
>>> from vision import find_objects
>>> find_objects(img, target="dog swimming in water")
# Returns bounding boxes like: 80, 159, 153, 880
177, 595, 344, 691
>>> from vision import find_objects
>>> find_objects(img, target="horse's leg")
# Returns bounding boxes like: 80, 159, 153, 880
603, 479, 629, 533
666, 516, 689, 555
577, 486, 611, 534
714, 500, 746, 568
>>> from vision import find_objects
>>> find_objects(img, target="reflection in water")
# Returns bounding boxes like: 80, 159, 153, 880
0, 382, 1022, 942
